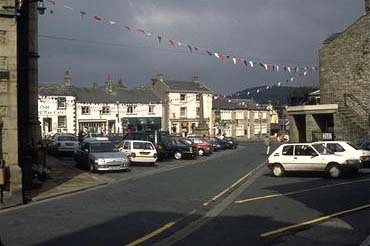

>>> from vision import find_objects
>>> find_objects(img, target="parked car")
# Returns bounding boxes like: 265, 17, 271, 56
107, 134, 125, 147
206, 137, 222, 151
314, 141, 370, 168
359, 140, 370, 151
119, 140, 157, 165
82, 132, 109, 142
188, 137, 213, 156
74, 139, 129, 172
48, 134, 79, 155
170, 138, 197, 160
122, 131, 173, 160
223, 137, 238, 149
268, 143, 362, 178
209, 137, 227, 150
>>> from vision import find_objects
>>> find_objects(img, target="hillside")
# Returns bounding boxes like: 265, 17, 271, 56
231, 86, 318, 106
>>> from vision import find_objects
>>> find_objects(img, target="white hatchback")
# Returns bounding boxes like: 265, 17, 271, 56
119, 140, 157, 165
313, 141, 370, 166
268, 143, 362, 178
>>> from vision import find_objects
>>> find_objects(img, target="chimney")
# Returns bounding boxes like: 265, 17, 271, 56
117, 78, 126, 88
192, 76, 200, 83
92, 83, 98, 89
105, 74, 113, 94
152, 74, 164, 86
366, 0, 370, 14
64, 70, 71, 87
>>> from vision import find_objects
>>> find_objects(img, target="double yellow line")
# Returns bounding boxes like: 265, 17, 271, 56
126, 222, 176, 246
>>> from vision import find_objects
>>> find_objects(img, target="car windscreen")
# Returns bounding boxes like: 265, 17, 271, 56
91, 142, 117, 153
58, 136, 77, 141
133, 142, 154, 150
312, 144, 334, 155
347, 142, 359, 150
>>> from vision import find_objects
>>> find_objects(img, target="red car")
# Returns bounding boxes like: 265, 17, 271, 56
188, 137, 213, 156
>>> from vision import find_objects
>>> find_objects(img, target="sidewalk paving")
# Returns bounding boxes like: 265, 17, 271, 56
27, 155, 112, 202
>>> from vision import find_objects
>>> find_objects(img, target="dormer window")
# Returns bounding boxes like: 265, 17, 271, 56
180, 94, 186, 101
81, 106, 90, 115
101, 106, 110, 115
57, 97, 66, 109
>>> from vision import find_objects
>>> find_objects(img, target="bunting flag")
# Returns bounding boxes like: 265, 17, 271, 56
42, 1, 318, 75
63, 4, 73, 11
169, 39, 176, 47
80, 11, 87, 18
187, 45, 193, 53
94, 15, 102, 21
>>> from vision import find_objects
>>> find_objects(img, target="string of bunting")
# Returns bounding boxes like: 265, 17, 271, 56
36, 0, 318, 73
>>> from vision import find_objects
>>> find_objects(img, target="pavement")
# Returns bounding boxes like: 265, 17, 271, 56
26, 155, 112, 202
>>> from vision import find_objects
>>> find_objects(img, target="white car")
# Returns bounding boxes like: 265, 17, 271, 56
313, 141, 370, 167
119, 140, 157, 165
268, 143, 362, 178
49, 134, 79, 155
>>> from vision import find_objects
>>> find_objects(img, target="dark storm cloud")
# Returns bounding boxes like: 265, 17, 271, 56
38, 0, 365, 94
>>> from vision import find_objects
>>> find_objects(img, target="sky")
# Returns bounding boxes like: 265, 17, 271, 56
38, 0, 366, 94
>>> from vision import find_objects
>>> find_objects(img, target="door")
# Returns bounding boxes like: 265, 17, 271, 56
280, 145, 295, 170
294, 144, 323, 171
121, 141, 131, 156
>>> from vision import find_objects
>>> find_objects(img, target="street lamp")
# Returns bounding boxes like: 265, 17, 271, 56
116, 101, 120, 134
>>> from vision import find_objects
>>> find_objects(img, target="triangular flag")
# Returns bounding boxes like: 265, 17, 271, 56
47, 0, 55, 5
64, 5, 73, 11
177, 41, 182, 46
237, 58, 245, 65
169, 39, 176, 46
249, 61, 254, 67
94, 15, 102, 21
206, 51, 213, 56
80, 11, 87, 18
187, 45, 193, 53
214, 52, 220, 59
243, 60, 248, 68
136, 29, 146, 34
124, 26, 131, 31
232, 58, 237, 64
194, 47, 199, 51
158, 36, 162, 43
219, 53, 225, 61
109, 21, 116, 25
277, 82, 281, 86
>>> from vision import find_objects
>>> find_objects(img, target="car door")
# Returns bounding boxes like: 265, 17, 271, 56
294, 144, 323, 171
80, 142, 90, 166
279, 145, 295, 170
122, 141, 131, 156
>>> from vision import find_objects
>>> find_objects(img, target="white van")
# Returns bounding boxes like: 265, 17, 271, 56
119, 140, 157, 165
268, 143, 361, 178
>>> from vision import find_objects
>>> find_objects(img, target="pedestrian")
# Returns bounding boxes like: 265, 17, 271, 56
264, 135, 271, 156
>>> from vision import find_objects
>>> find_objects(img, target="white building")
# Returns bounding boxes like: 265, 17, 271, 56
38, 72, 163, 137
152, 75, 213, 135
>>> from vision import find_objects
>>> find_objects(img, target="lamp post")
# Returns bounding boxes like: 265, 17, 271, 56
116, 101, 120, 134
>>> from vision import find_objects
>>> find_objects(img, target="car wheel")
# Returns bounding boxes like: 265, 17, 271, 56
198, 149, 204, 156
326, 163, 341, 178
272, 164, 285, 177
89, 162, 96, 173
174, 151, 182, 160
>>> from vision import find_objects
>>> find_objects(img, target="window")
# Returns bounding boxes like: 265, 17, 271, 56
180, 107, 187, 117
196, 107, 200, 117
133, 142, 154, 150
196, 94, 200, 101
327, 143, 345, 152
81, 106, 90, 115
149, 105, 154, 113
180, 94, 186, 101
101, 106, 110, 115
294, 145, 316, 156
57, 97, 66, 109
58, 116, 67, 128
0, 30, 6, 44
127, 106, 134, 114
282, 145, 294, 155
123, 142, 130, 150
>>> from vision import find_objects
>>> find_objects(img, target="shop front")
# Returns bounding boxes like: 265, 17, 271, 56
121, 117, 161, 132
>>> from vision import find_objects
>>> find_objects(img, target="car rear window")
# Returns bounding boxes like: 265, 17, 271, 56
58, 136, 77, 141
133, 142, 154, 150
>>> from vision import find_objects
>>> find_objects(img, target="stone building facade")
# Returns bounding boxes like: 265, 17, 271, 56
287, 1, 370, 143
0, 0, 22, 207
152, 75, 213, 136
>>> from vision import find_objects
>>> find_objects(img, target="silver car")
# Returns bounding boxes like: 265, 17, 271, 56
74, 139, 129, 172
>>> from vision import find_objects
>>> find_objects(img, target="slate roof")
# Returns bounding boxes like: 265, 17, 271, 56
39, 83, 162, 104
322, 32, 342, 45
162, 80, 212, 93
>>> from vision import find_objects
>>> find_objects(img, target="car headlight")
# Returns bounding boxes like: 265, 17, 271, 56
95, 159, 106, 164
345, 160, 357, 165
360, 156, 370, 161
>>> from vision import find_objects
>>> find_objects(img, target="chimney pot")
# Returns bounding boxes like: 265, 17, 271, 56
192, 76, 200, 83
64, 70, 71, 87
106, 75, 113, 94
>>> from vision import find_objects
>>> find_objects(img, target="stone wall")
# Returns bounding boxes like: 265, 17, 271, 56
319, 14, 370, 142
0, 0, 22, 207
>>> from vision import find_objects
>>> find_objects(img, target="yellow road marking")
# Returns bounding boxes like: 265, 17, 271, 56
125, 222, 176, 246
260, 204, 370, 237
203, 167, 260, 206
235, 178, 370, 204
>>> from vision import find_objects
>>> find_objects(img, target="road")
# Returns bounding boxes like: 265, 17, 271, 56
0, 141, 369, 246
